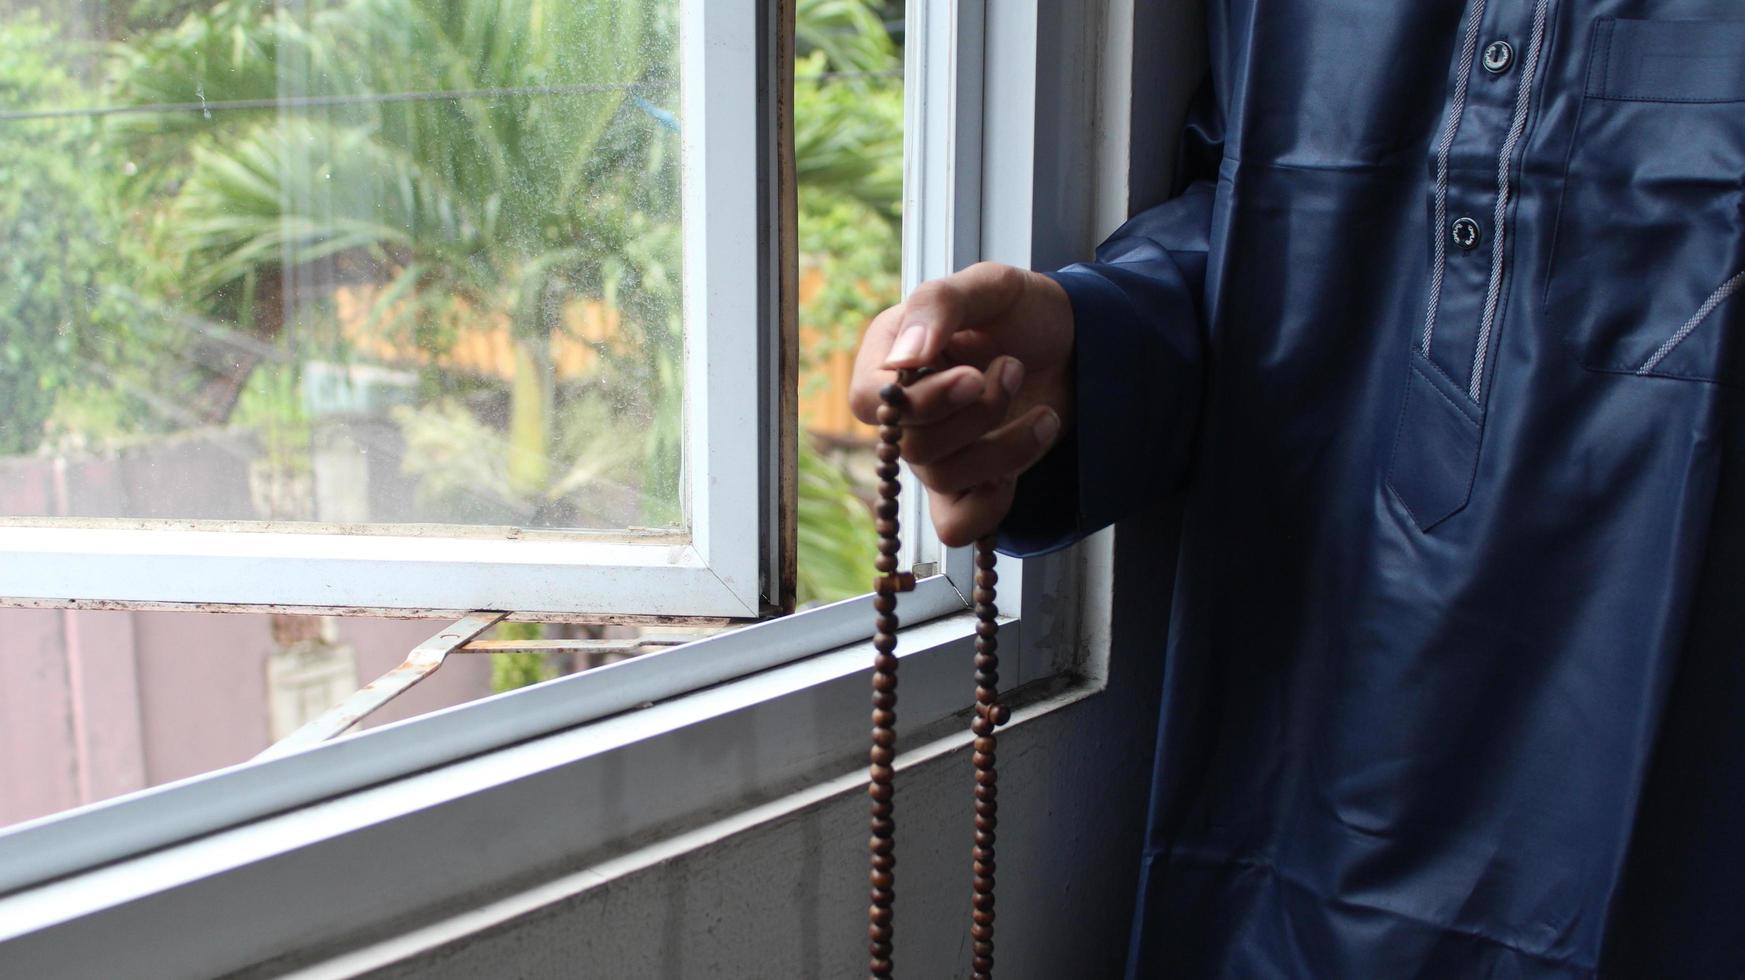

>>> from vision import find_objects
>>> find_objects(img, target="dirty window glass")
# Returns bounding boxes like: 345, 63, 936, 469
0, 0, 681, 533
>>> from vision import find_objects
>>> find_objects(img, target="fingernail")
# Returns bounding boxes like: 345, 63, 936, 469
885, 323, 926, 365
949, 372, 983, 406
1033, 411, 1061, 446
1001, 359, 1025, 397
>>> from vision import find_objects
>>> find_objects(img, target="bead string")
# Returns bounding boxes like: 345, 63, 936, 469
867, 369, 1006, 980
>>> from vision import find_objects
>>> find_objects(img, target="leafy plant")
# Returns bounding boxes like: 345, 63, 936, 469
0, 15, 167, 455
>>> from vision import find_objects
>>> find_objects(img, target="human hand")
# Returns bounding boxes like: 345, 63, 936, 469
849, 262, 1074, 546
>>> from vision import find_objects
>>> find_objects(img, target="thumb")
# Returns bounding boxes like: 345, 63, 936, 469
883, 262, 1029, 369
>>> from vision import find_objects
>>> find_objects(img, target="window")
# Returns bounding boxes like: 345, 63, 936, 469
0, 0, 775, 620
0, 0, 1096, 971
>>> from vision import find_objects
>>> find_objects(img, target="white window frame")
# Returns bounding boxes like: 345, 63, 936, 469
0, 0, 1115, 973
0, 0, 770, 622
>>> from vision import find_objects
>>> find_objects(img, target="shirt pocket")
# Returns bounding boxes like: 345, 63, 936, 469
1548, 18, 1745, 386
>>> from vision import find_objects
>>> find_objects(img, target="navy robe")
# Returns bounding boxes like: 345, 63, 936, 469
1001, 1, 1745, 975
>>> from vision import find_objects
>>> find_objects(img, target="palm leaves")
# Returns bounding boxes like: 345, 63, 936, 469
108, 0, 681, 525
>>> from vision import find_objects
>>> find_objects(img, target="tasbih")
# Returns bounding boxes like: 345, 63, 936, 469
868, 367, 1009, 980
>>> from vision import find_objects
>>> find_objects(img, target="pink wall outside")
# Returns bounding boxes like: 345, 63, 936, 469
0, 606, 493, 829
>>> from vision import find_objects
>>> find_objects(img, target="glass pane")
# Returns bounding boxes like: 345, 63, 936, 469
0, 1, 681, 534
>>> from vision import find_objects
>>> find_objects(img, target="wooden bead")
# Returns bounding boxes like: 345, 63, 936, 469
876, 403, 901, 424
876, 442, 900, 463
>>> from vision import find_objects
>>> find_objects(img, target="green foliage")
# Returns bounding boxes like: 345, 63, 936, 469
0, 15, 163, 455
489, 621, 556, 693
796, 439, 876, 604
794, 37, 902, 375
796, 0, 898, 75
107, 0, 686, 525
791, 0, 901, 604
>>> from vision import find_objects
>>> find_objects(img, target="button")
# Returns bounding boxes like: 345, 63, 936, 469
1483, 40, 1513, 73
1452, 216, 1482, 250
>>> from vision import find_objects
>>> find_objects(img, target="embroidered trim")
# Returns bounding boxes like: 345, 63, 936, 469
1470, 0, 1553, 401
1421, 0, 1490, 355
1637, 270, 1745, 374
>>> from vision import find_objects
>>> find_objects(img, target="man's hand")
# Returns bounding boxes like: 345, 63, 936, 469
850, 262, 1074, 546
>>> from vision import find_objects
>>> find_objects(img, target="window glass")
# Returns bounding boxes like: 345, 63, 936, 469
1, 0, 909, 830
0, 0, 682, 534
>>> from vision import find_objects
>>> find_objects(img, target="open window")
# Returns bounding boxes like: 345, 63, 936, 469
0, 0, 781, 622
0, 0, 1097, 969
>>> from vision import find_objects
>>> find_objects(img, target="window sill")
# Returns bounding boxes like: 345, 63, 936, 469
0, 588, 1080, 977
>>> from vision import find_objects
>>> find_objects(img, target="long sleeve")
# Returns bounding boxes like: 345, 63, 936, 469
997, 180, 1216, 556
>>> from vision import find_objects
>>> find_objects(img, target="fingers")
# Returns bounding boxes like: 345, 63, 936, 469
930, 478, 1017, 549
883, 262, 1029, 369
850, 306, 906, 424
912, 404, 1061, 497
901, 358, 1024, 465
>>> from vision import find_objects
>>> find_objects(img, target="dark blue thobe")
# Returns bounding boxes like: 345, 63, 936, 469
1000, 1, 1745, 975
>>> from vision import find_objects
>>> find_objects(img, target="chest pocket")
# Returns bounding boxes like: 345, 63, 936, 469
1548, 18, 1745, 385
